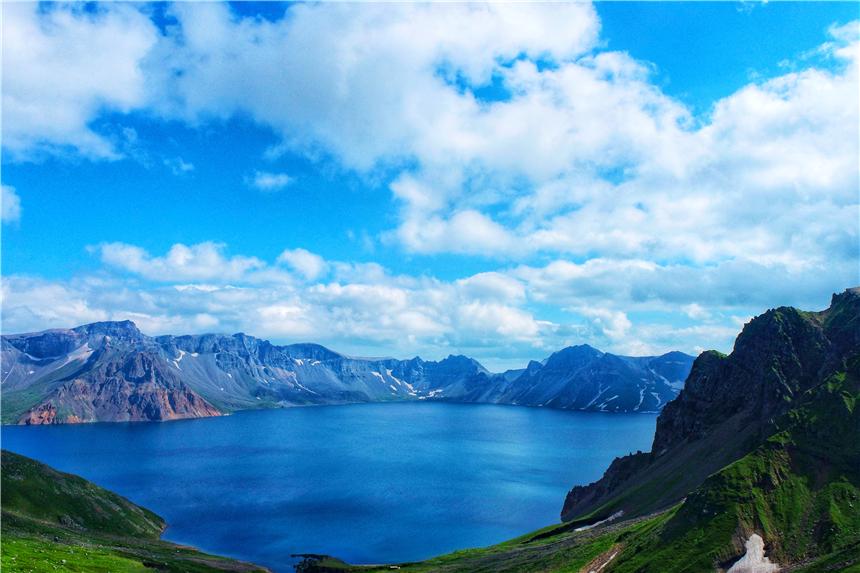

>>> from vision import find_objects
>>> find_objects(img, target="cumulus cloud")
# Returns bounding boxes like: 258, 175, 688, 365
2, 3, 158, 159
1, 277, 109, 330
4, 5, 856, 268
97, 242, 267, 282
277, 248, 327, 281
133, 4, 855, 276
148, 2, 600, 171
0, 246, 555, 364
5, 241, 851, 369
2, 185, 22, 223
579, 307, 633, 342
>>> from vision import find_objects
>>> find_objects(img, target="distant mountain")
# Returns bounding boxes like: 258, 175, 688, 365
1, 321, 693, 424
455, 346, 691, 412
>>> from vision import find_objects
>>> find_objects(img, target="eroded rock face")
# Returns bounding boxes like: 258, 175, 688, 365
20, 404, 58, 425
561, 287, 860, 522
7, 323, 221, 424
17, 352, 222, 424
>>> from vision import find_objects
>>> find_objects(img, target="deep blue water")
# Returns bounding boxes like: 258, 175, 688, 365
1, 402, 656, 572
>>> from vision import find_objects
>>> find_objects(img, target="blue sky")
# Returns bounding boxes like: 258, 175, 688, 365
2, 2, 858, 370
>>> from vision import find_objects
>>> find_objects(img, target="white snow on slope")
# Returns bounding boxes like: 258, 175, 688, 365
726, 534, 780, 573
575, 511, 624, 533
172, 349, 186, 370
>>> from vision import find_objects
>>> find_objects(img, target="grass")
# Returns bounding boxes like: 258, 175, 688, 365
1, 537, 151, 573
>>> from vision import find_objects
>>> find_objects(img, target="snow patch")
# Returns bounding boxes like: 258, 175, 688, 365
584, 384, 606, 409
172, 349, 186, 370
575, 511, 624, 533
726, 534, 780, 573
294, 381, 319, 395
635, 387, 646, 411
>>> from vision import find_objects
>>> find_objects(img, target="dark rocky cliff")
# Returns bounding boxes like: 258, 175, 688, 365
562, 287, 860, 522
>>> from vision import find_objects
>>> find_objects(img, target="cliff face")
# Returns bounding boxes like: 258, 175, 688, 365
7, 325, 222, 425
562, 287, 860, 522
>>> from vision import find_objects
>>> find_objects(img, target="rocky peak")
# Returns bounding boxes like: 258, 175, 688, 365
76, 320, 143, 340
658, 288, 858, 453
562, 288, 860, 523
544, 344, 603, 369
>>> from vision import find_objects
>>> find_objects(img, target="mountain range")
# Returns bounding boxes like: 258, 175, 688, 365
1, 322, 693, 424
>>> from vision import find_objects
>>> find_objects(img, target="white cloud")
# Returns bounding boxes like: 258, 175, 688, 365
150, 2, 600, 170
2, 186, 22, 223
396, 210, 519, 256
456, 272, 525, 303
1, 277, 109, 332
98, 242, 266, 282
1, 5, 856, 365
277, 248, 327, 281
247, 171, 294, 192
511, 256, 855, 312
682, 303, 710, 321
2, 241, 853, 368
2, 3, 158, 159
132, 3, 856, 275
578, 307, 632, 342
4, 6, 856, 276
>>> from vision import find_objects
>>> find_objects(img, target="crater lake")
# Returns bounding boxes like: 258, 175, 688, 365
2, 402, 657, 572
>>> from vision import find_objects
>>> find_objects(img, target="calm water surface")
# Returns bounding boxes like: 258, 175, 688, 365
2, 402, 656, 572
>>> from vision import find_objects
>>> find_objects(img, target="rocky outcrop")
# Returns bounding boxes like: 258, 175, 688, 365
17, 349, 222, 424
561, 287, 860, 522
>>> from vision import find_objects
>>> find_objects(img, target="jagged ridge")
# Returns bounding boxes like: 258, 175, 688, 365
1, 321, 693, 424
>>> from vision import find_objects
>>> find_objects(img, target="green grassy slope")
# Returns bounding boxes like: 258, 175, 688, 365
606, 363, 860, 572
1, 450, 269, 573
293, 511, 676, 573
